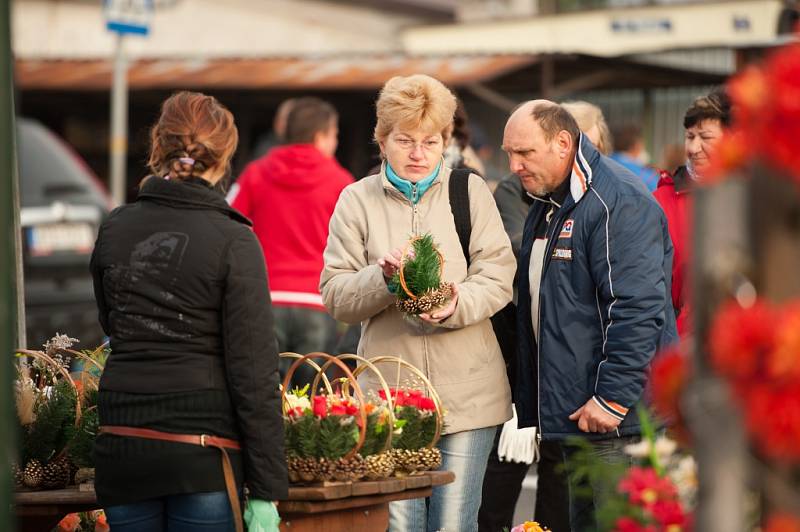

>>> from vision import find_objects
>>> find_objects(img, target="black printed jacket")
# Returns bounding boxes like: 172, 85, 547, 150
90, 176, 287, 500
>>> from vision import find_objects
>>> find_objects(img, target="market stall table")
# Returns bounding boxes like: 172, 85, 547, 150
14, 470, 455, 532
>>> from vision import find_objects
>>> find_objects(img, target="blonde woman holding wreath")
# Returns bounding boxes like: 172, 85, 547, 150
320, 74, 515, 532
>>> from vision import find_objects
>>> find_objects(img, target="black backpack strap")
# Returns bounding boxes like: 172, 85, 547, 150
449, 168, 473, 267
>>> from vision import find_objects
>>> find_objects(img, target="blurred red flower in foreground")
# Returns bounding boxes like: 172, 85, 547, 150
764, 513, 800, 532
649, 345, 691, 442
713, 43, 800, 182
708, 299, 800, 462
614, 467, 690, 531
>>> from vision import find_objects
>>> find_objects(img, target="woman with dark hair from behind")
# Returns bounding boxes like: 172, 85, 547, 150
91, 91, 287, 532
653, 86, 732, 338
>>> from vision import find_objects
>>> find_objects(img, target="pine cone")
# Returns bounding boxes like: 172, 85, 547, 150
317, 458, 337, 482
12, 462, 23, 489
293, 457, 320, 483
42, 456, 70, 489
390, 449, 424, 476
333, 455, 367, 482
417, 447, 442, 471
364, 452, 395, 480
22, 459, 44, 489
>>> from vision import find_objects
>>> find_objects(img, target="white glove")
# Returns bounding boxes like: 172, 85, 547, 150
497, 404, 539, 465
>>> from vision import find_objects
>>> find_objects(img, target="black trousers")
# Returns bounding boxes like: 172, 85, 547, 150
478, 427, 570, 532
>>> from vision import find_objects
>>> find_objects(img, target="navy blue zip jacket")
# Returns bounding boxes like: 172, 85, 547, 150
515, 134, 677, 440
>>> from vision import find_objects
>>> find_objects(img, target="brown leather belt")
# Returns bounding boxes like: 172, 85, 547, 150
99, 425, 244, 532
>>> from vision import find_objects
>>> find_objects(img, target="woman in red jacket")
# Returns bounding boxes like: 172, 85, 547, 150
653, 87, 731, 338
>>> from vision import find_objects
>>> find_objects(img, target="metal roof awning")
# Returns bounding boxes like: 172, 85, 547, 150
15, 54, 539, 91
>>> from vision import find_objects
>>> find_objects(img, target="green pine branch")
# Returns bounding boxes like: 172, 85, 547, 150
392, 407, 438, 450
25, 380, 77, 464
392, 234, 443, 301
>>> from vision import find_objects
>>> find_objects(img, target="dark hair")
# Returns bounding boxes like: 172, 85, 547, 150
684, 87, 732, 129
148, 91, 238, 181
452, 98, 471, 151
532, 103, 581, 145
284, 97, 337, 144
612, 123, 643, 153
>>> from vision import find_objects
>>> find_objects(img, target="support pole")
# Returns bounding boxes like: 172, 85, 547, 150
110, 33, 128, 207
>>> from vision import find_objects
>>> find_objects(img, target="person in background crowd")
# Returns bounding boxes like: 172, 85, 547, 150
251, 97, 296, 159
610, 123, 659, 192
228, 97, 353, 382
478, 99, 612, 532
562, 101, 613, 156
506, 100, 676, 531
658, 142, 685, 175
321, 74, 515, 532
91, 91, 286, 532
444, 98, 487, 176
654, 87, 732, 338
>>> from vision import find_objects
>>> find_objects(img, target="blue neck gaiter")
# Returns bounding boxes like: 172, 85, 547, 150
386, 161, 442, 204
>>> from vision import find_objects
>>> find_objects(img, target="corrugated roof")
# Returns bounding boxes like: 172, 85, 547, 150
15, 55, 538, 90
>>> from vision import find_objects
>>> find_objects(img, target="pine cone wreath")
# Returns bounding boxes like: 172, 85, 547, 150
364, 452, 395, 480
417, 447, 442, 471
42, 456, 71, 489
333, 455, 367, 482
22, 459, 44, 489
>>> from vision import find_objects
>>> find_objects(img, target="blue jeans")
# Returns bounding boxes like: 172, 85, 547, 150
104, 491, 235, 532
563, 435, 639, 532
389, 426, 496, 532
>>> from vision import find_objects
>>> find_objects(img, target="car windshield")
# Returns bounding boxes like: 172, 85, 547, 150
17, 118, 108, 209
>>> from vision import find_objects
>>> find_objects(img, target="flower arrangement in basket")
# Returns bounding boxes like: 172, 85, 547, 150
282, 353, 368, 483
390, 233, 454, 316
368, 356, 445, 477
12, 334, 107, 491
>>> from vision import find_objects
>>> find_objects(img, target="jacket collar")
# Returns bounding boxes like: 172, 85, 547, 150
569, 132, 596, 204
137, 176, 252, 226
672, 166, 693, 194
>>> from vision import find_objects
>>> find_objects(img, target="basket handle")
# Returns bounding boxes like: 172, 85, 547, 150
314, 354, 395, 454
367, 355, 444, 448
282, 352, 367, 460
15, 349, 82, 426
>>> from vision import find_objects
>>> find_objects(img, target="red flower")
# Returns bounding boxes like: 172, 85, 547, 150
767, 303, 800, 382
418, 397, 436, 411
764, 513, 800, 532
743, 383, 800, 462
329, 403, 347, 416
650, 499, 689, 528
618, 467, 677, 508
57, 513, 81, 532
649, 346, 690, 441
708, 300, 775, 383
312, 395, 327, 418
613, 517, 657, 532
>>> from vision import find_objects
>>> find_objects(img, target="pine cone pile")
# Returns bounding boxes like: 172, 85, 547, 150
417, 446, 442, 471
287, 457, 320, 483
364, 452, 396, 480
333, 455, 367, 482
396, 283, 453, 315
390, 448, 425, 476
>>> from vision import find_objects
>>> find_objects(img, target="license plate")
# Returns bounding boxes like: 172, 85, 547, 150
27, 223, 95, 256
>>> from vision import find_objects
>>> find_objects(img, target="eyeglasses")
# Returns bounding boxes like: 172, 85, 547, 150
391, 136, 443, 151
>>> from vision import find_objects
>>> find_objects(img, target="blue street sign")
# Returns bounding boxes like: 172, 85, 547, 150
104, 0, 154, 36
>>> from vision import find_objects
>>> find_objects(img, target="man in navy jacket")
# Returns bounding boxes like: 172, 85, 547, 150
503, 100, 677, 530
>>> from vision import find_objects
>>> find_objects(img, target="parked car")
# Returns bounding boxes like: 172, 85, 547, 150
17, 117, 110, 349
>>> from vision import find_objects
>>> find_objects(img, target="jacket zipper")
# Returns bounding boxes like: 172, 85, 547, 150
409, 183, 431, 379
534, 199, 575, 438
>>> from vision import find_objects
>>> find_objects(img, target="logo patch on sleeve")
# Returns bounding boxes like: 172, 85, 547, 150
552, 248, 573, 261
559, 219, 574, 238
